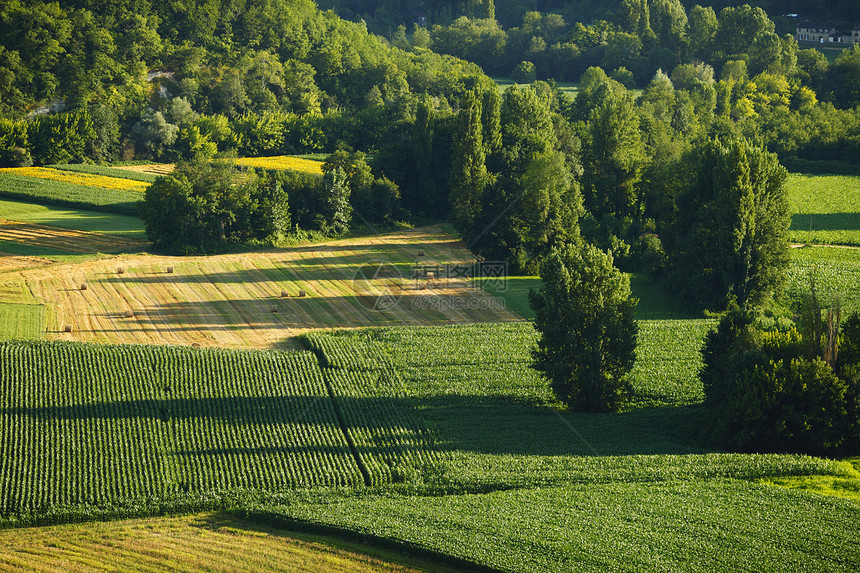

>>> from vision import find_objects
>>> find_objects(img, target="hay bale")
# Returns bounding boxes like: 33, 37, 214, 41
271, 306, 279, 314
124, 310, 134, 318
280, 290, 289, 298
426, 272, 435, 279
418, 250, 425, 257
298, 289, 307, 298
80, 283, 87, 291
63, 325, 73, 333
166, 266, 174, 274
117, 267, 125, 275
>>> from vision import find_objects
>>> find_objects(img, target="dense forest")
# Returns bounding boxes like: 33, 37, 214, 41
322, 1, 860, 37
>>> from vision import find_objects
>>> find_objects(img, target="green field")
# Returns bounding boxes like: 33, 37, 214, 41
0, 324, 856, 569
252, 479, 858, 573
0, 199, 146, 238
48, 163, 159, 183
0, 303, 44, 340
0, 172, 140, 216
787, 173, 860, 246
788, 245, 860, 313
492, 76, 581, 98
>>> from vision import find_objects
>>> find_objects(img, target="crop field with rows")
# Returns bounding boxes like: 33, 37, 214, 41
788, 245, 860, 313
0, 341, 368, 519
255, 479, 858, 573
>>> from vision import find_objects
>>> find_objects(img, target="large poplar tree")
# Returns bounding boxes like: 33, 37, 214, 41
666, 137, 790, 309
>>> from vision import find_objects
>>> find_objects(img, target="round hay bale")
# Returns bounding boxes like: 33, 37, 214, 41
271, 306, 279, 314
418, 250, 425, 257
280, 290, 289, 298
63, 325, 73, 333
166, 266, 174, 274
298, 289, 307, 298
80, 283, 87, 291
124, 310, 134, 318
117, 267, 125, 275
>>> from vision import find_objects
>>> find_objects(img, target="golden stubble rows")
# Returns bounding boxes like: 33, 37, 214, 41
17, 226, 523, 349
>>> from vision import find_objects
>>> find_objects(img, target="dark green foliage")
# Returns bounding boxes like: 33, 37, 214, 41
351, 177, 401, 226
138, 160, 291, 253
530, 243, 638, 412
448, 90, 487, 239
319, 167, 352, 235
666, 138, 790, 310
701, 309, 858, 455
0, 118, 30, 167
511, 61, 536, 84
29, 109, 96, 165
131, 110, 178, 160
824, 44, 860, 110
471, 84, 583, 274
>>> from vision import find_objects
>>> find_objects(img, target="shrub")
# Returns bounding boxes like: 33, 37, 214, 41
702, 309, 858, 454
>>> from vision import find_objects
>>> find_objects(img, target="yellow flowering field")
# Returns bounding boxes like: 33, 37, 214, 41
0, 167, 150, 193
231, 156, 324, 174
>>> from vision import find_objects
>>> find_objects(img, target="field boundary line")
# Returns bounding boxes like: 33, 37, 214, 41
302, 339, 373, 486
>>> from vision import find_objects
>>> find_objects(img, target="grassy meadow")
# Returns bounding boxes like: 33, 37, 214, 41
787, 173, 860, 246
0, 198, 146, 238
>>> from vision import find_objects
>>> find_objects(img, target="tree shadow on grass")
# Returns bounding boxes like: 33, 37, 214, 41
4, 394, 711, 458
790, 212, 860, 231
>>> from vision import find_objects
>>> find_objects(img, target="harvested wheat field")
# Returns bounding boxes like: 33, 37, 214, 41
0, 220, 147, 254
113, 163, 175, 176
19, 226, 522, 349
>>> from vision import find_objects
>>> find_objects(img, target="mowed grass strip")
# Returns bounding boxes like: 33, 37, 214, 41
0, 199, 146, 238
0, 303, 44, 340
0, 513, 440, 573
0, 171, 140, 215
0, 220, 146, 255
787, 173, 860, 246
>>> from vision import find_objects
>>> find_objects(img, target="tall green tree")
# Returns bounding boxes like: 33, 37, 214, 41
666, 137, 790, 310
530, 242, 639, 412
449, 90, 488, 240
581, 87, 645, 220
474, 85, 583, 274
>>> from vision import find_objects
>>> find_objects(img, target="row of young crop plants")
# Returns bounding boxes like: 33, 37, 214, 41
0, 341, 373, 515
